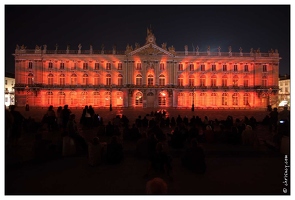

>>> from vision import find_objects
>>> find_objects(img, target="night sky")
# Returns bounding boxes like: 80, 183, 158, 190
5, 5, 290, 75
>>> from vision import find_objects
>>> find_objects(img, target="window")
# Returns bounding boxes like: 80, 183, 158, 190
212, 64, 216, 71
58, 92, 65, 105
47, 92, 53, 105
118, 62, 123, 70
71, 74, 77, 85
93, 91, 101, 106
243, 93, 249, 106
262, 76, 267, 87
158, 92, 166, 106
104, 92, 111, 106
83, 63, 88, 70
48, 62, 53, 69
48, 74, 54, 85
71, 62, 77, 70
200, 75, 206, 86
200, 93, 206, 106
135, 92, 143, 106
223, 64, 227, 71
28, 73, 34, 85
117, 92, 123, 106
232, 93, 239, 106
244, 64, 249, 72
211, 75, 217, 87
189, 75, 195, 86
243, 76, 249, 87
106, 74, 111, 85
106, 62, 111, 70
201, 64, 205, 71
59, 74, 65, 85
222, 93, 228, 106
5, 97, 8, 102
28, 61, 33, 69
178, 92, 185, 107
94, 74, 100, 85
160, 63, 165, 70
95, 62, 100, 70
233, 64, 238, 72
136, 74, 142, 85
233, 75, 239, 87
189, 64, 194, 71
159, 74, 165, 86
178, 63, 184, 71
5, 80, 7, 85
60, 62, 65, 70
70, 92, 77, 105
82, 74, 88, 85
148, 74, 154, 86
118, 74, 123, 86
81, 91, 88, 105
211, 93, 217, 106
136, 63, 142, 70
178, 75, 184, 86
285, 87, 289, 93
222, 75, 228, 87
189, 92, 196, 107
263, 64, 267, 72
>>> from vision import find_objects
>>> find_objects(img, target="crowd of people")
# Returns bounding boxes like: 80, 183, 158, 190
5, 104, 290, 193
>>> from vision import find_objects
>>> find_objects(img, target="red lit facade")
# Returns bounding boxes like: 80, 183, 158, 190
13, 29, 280, 109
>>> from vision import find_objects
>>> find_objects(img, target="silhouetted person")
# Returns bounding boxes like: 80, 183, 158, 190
146, 177, 168, 194
106, 136, 123, 164
46, 105, 56, 131
62, 105, 71, 129
269, 107, 278, 132
9, 105, 24, 146
67, 114, 87, 154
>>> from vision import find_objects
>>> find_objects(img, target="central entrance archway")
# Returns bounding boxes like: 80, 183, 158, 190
147, 92, 154, 107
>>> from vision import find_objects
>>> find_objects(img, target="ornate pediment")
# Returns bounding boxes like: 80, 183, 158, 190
128, 43, 174, 56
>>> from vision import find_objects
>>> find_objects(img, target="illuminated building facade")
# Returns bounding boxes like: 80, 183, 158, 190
14, 29, 280, 109
278, 75, 290, 107
5, 72, 15, 108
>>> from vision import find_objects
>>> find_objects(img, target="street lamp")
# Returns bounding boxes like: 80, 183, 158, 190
109, 85, 112, 111
191, 87, 195, 111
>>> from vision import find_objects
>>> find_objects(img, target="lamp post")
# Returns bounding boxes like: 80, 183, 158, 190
191, 87, 195, 111
109, 85, 112, 111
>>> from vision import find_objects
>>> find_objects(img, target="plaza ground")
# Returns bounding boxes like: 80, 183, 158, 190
5, 107, 290, 195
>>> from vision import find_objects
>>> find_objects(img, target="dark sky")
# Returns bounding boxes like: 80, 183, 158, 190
5, 5, 290, 75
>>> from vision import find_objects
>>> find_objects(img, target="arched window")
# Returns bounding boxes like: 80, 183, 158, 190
47, 91, 53, 105
178, 92, 185, 107
106, 74, 111, 85
105, 91, 111, 106
200, 93, 206, 106
148, 74, 154, 86
81, 91, 87, 105
94, 74, 100, 85
243, 75, 249, 87
189, 75, 195, 86
93, 91, 101, 106
211, 75, 217, 87
70, 91, 77, 105
159, 74, 165, 86
200, 75, 206, 87
178, 75, 184, 86
28, 73, 34, 85
233, 75, 239, 87
135, 92, 143, 106
262, 76, 267, 87
117, 91, 123, 106
118, 74, 123, 86
232, 93, 239, 106
136, 74, 142, 85
211, 93, 217, 106
158, 91, 166, 106
59, 74, 65, 86
48, 73, 54, 85
83, 74, 88, 85
222, 93, 228, 106
243, 93, 249, 106
222, 75, 228, 87
71, 74, 77, 85
58, 91, 65, 105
